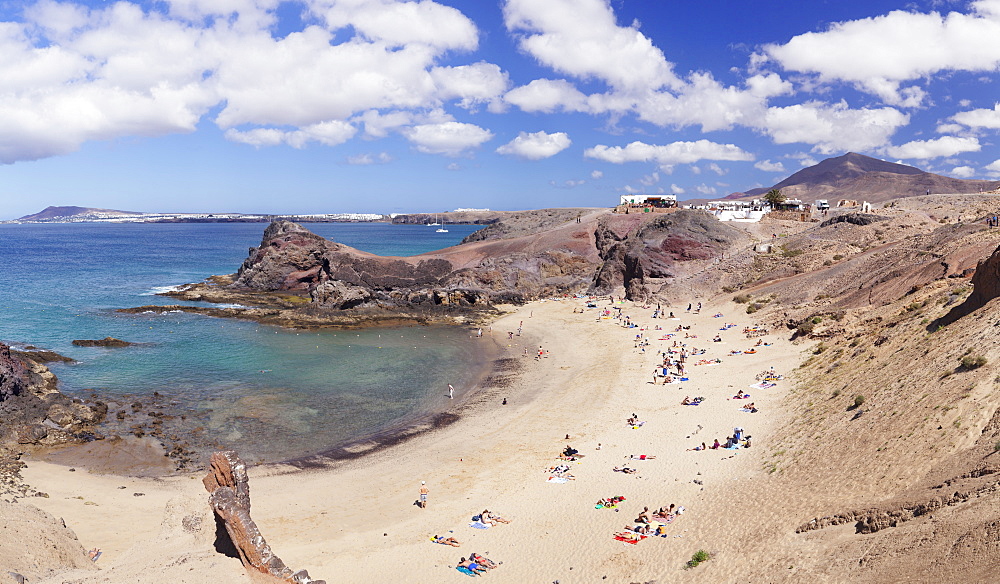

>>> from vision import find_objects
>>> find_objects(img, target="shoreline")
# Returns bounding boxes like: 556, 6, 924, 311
19, 296, 808, 583
32, 315, 518, 477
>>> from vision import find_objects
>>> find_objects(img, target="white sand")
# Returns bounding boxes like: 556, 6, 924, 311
21, 297, 806, 583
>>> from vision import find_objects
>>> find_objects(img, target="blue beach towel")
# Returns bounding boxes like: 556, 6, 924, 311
457, 566, 479, 577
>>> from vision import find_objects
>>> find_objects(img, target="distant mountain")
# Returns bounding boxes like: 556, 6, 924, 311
18, 206, 141, 221
730, 152, 1000, 203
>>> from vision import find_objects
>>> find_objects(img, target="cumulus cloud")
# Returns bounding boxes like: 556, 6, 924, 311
882, 135, 981, 159
503, 0, 680, 92
763, 101, 909, 154
584, 140, 753, 172
307, 0, 478, 51
670, 184, 685, 194
951, 102, 1000, 129
404, 121, 494, 156
764, 1, 1000, 106
347, 152, 393, 165
591, 170, 603, 179
638, 172, 660, 186
0, 0, 503, 163
755, 159, 786, 172
950, 165, 976, 178
503, 79, 588, 113
495, 130, 571, 160
985, 159, 1000, 176
224, 120, 357, 148
430, 62, 510, 110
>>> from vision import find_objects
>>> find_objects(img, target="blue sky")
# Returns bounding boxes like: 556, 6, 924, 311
1, 0, 1000, 219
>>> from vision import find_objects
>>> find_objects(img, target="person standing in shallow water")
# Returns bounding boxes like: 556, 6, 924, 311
448, 384, 454, 399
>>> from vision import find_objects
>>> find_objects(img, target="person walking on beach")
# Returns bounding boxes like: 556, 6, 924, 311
419, 481, 428, 508
448, 384, 455, 399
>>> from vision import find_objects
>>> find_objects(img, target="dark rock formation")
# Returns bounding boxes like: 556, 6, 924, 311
820, 213, 888, 227
0, 342, 107, 449
937, 244, 1000, 327
71, 337, 133, 347
593, 211, 744, 300
146, 210, 745, 327
204, 451, 324, 584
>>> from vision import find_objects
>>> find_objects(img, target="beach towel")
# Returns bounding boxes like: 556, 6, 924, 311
750, 382, 776, 390
614, 533, 647, 544
457, 566, 479, 577
546, 476, 569, 483
469, 520, 491, 529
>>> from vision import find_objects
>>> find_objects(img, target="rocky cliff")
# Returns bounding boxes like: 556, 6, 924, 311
0, 343, 107, 451
156, 209, 745, 325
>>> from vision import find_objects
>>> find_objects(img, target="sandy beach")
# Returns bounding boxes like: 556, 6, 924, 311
20, 296, 807, 583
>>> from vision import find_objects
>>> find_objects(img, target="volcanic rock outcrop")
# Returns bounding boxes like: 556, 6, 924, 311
203, 451, 324, 584
937, 243, 1000, 327
155, 210, 744, 324
0, 343, 107, 449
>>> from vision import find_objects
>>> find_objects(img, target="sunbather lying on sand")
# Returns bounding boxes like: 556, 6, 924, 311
458, 557, 488, 574
613, 466, 638, 474
433, 535, 461, 547
627, 454, 656, 460
686, 442, 707, 451
470, 553, 497, 569
481, 509, 511, 524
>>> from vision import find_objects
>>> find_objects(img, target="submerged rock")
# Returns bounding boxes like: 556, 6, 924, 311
71, 337, 133, 347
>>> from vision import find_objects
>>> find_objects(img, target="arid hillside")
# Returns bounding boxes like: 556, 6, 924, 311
682, 194, 1000, 582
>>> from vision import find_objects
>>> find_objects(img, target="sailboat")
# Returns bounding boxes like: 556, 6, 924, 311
436, 215, 449, 232
428, 214, 440, 226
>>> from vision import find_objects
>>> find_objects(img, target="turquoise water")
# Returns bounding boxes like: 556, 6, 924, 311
0, 222, 487, 461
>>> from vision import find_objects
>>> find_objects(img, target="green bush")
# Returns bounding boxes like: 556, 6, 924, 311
746, 303, 760, 314
853, 395, 866, 409
686, 549, 712, 569
960, 355, 987, 370
733, 294, 752, 304
796, 321, 815, 336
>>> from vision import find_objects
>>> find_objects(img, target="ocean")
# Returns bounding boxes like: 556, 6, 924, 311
0, 222, 488, 463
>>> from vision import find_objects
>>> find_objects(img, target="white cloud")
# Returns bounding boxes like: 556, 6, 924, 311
584, 140, 754, 172
765, 1, 1000, 106
430, 62, 509, 109
347, 152, 393, 165
951, 102, 1000, 129
550, 178, 585, 188
446, 162, 461, 170
495, 130, 571, 160
936, 122, 966, 134
950, 165, 976, 178
695, 184, 717, 195
308, 0, 478, 51
763, 101, 909, 154
706, 163, 726, 175
787, 152, 818, 167
0, 0, 504, 163
670, 184, 685, 194
755, 159, 786, 172
503, 79, 589, 113
224, 120, 356, 148
985, 159, 1000, 176
404, 121, 493, 156
591, 170, 603, 179
503, 0, 681, 92
638, 172, 660, 186
882, 135, 981, 159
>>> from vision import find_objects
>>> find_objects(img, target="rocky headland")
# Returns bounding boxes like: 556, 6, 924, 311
139, 209, 746, 327
0, 343, 107, 498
